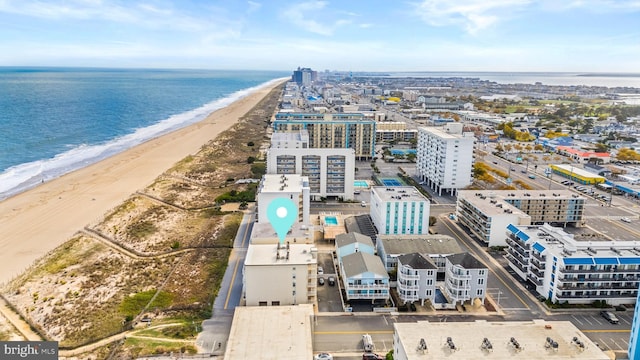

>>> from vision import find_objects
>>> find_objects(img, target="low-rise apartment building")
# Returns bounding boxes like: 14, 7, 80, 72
396, 253, 437, 306
370, 186, 431, 235
443, 253, 488, 305
456, 190, 585, 246
243, 243, 318, 306
505, 223, 640, 305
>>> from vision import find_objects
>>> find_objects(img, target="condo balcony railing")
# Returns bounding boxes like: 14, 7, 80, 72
527, 274, 543, 286
555, 292, 637, 299
399, 272, 420, 280
557, 283, 639, 290
559, 267, 640, 274
397, 282, 420, 291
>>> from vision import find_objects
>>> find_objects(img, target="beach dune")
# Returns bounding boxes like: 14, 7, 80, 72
0, 80, 284, 285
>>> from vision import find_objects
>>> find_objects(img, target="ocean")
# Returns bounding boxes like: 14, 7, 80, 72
0, 68, 288, 200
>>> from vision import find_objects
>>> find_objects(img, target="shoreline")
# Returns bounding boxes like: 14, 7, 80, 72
0, 79, 286, 285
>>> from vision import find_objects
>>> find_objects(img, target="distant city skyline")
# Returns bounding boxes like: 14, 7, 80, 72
1, 0, 639, 72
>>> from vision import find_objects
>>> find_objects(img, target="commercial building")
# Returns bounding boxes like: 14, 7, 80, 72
550, 164, 606, 185
393, 320, 608, 360
505, 223, 640, 305
416, 123, 475, 196
243, 243, 317, 306
370, 186, 430, 235
256, 174, 310, 225
267, 131, 355, 200
273, 112, 376, 160
456, 190, 585, 247
224, 304, 314, 360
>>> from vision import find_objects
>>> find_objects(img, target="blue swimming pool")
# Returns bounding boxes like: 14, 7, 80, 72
390, 149, 417, 156
380, 178, 404, 186
354, 180, 369, 187
435, 289, 448, 304
324, 216, 338, 226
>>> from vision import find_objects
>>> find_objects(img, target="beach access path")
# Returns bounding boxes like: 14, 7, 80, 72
0, 79, 286, 286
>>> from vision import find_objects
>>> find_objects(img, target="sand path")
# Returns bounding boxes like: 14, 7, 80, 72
0, 80, 285, 285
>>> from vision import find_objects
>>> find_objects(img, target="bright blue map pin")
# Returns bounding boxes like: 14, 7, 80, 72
267, 197, 298, 243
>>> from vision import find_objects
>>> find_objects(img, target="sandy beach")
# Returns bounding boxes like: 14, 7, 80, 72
0, 80, 284, 285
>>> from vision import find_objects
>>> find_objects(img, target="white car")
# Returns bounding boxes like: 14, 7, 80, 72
315, 353, 333, 360
621, 217, 632, 223
318, 266, 324, 275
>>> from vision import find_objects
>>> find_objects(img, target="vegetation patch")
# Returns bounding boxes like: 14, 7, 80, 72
119, 290, 173, 319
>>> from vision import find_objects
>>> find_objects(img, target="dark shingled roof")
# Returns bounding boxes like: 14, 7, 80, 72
446, 253, 486, 269
342, 252, 388, 278
397, 253, 436, 270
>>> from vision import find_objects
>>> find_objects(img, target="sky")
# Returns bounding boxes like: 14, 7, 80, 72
0, 0, 639, 72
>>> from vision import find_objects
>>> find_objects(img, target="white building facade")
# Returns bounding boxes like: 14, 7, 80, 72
256, 174, 310, 225
444, 253, 488, 305
370, 186, 430, 235
416, 123, 475, 196
505, 223, 640, 305
456, 190, 585, 247
396, 253, 437, 306
267, 131, 355, 200
243, 243, 318, 306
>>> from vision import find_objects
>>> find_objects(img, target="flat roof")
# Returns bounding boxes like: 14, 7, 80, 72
551, 164, 606, 180
224, 305, 314, 360
245, 243, 317, 266
270, 129, 309, 143
394, 320, 608, 360
458, 190, 583, 217
372, 186, 430, 203
378, 235, 462, 255
250, 222, 314, 243
418, 126, 460, 139
260, 174, 307, 193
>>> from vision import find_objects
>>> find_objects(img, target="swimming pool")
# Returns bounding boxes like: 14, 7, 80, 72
354, 180, 369, 187
380, 178, 404, 186
324, 216, 338, 226
390, 149, 417, 156
435, 289, 448, 304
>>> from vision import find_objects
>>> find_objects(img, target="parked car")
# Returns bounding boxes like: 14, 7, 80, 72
315, 353, 333, 360
600, 310, 619, 324
521, 170, 527, 173
318, 277, 325, 286
361, 201, 367, 207
621, 217, 632, 223
528, 174, 536, 179
328, 276, 336, 286
492, 161, 498, 164
318, 266, 324, 275
362, 353, 384, 360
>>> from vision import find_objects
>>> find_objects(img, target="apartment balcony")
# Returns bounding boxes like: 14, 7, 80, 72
399, 292, 419, 303
506, 247, 529, 261
506, 255, 528, 273
398, 271, 420, 280
397, 281, 419, 291
530, 266, 544, 278
530, 258, 546, 271
558, 267, 638, 274
555, 292, 638, 300
532, 251, 545, 262
446, 268, 471, 280
346, 291, 390, 300
557, 283, 639, 291
527, 274, 543, 286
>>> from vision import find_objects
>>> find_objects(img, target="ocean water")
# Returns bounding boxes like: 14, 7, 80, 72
0, 68, 288, 200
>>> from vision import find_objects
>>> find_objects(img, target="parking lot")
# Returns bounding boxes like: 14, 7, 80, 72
317, 252, 345, 312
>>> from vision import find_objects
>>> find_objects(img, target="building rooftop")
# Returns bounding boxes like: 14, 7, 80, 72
224, 304, 314, 360
446, 252, 486, 269
342, 252, 388, 278
270, 129, 309, 145
512, 223, 640, 261
458, 190, 584, 217
378, 235, 462, 255
245, 243, 317, 266
394, 320, 609, 360
372, 186, 430, 203
551, 164, 607, 180
335, 232, 374, 249
259, 174, 308, 193
250, 222, 314, 244
397, 253, 437, 270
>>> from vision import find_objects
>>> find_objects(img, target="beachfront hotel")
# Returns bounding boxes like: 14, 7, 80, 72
505, 223, 640, 305
456, 190, 585, 247
370, 186, 431, 235
266, 130, 355, 200
416, 123, 475, 196
272, 112, 376, 160
256, 174, 310, 225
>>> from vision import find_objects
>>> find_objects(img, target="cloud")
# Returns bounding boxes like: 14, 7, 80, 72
247, 1, 261, 13
539, 0, 640, 12
412, 0, 531, 35
281, 1, 351, 36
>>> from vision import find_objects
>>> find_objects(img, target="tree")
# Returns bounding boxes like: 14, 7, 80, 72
429, 216, 437, 226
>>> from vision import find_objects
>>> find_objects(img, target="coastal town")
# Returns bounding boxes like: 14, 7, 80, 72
2, 68, 640, 360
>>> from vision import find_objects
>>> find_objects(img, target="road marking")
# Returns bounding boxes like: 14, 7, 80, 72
571, 315, 583, 326
581, 329, 630, 333
383, 315, 388, 325
500, 307, 529, 311
620, 316, 631, 325
224, 252, 241, 310
443, 221, 530, 310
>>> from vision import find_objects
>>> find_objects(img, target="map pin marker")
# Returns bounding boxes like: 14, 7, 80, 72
267, 197, 298, 244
